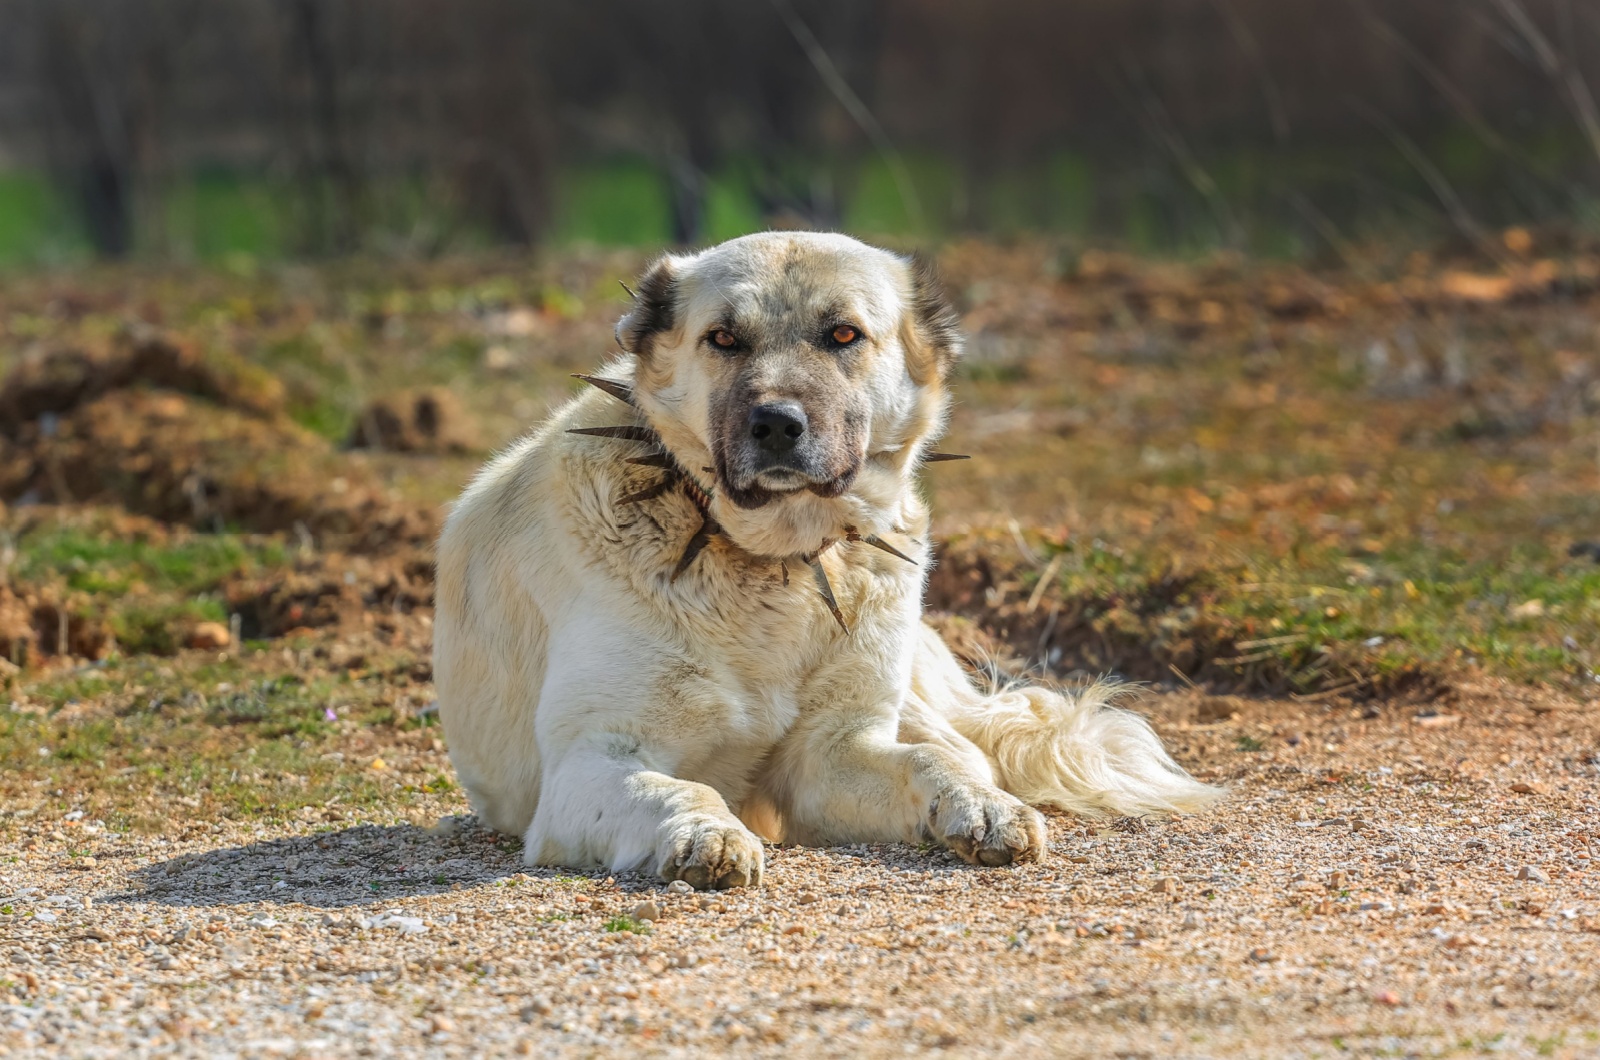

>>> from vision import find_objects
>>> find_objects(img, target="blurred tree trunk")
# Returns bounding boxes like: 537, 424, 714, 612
36, 3, 138, 256
288, 0, 363, 253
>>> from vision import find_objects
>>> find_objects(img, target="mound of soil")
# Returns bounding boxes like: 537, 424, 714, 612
925, 538, 1448, 700
0, 340, 435, 554
0, 325, 284, 433
346, 388, 477, 454
0, 582, 115, 667
229, 554, 435, 638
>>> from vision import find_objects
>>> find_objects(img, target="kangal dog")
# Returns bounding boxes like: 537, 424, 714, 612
435, 232, 1220, 889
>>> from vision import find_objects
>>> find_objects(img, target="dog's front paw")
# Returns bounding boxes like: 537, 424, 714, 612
928, 784, 1047, 867
656, 815, 764, 889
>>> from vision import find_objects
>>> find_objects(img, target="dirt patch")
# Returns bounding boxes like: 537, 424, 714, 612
228, 553, 435, 639
3, 680, 1597, 1058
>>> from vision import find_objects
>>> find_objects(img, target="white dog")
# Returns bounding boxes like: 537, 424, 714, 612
434, 232, 1220, 889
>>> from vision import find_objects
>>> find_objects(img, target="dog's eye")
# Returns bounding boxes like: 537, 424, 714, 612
710, 329, 738, 350
831, 325, 860, 346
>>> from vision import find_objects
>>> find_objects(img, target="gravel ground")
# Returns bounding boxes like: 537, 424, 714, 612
3, 681, 1599, 1059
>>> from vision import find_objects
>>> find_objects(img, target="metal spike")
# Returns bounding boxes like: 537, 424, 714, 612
860, 533, 916, 564
572, 373, 636, 407
626, 452, 676, 469
619, 280, 638, 300
619, 475, 678, 505
923, 452, 970, 463
670, 514, 720, 582
807, 556, 849, 634
568, 425, 658, 443
779, 561, 790, 587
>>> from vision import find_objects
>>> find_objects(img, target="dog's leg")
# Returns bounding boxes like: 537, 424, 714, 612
770, 714, 1047, 867
526, 732, 764, 889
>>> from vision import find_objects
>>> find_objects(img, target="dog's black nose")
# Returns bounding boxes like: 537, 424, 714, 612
749, 402, 807, 453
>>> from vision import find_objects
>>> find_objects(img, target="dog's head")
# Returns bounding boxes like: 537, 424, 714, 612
614, 232, 962, 558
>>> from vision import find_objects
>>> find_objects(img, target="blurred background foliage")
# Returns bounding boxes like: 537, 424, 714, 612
3, 0, 1600, 263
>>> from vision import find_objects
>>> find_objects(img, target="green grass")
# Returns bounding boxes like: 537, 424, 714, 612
553, 161, 675, 247
256, 332, 359, 440
602, 915, 651, 934
1008, 534, 1600, 693
13, 521, 287, 596
0, 174, 89, 265
0, 651, 418, 829
10, 519, 291, 655
4, 122, 1595, 265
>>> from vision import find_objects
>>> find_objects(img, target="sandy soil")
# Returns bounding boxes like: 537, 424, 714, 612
3, 681, 1597, 1059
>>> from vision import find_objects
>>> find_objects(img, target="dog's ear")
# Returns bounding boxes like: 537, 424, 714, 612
902, 253, 962, 383
616, 256, 679, 359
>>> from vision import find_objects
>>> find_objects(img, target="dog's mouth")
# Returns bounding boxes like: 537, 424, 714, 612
753, 467, 809, 491
714, 457, 860, 510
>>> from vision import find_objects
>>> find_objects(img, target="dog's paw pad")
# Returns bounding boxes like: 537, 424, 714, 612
657, 817, 764, 890
929, 786, 1046, 867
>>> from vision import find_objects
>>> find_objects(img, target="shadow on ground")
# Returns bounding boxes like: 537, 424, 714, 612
112, 818, 1024, 909
110, 819, 594, 909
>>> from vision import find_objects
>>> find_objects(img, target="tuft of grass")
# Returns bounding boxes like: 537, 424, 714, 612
602, 915, 651, 934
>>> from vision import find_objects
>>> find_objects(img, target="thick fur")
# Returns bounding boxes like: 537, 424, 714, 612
434, 232, 1221, 888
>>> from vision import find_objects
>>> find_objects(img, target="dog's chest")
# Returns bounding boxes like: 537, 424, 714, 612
682, 549, 921, 756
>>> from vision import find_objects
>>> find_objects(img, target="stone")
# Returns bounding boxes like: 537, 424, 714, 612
187, 622, 232, 650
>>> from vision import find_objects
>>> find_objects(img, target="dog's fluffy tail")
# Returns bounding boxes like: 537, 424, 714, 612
915, 626, 1223, 816
943, 679, 1224, 817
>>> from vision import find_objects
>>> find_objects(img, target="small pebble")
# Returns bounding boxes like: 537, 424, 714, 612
631, 900, 661, 922
1517, 865, 1549, 883
186, 621, 232, 650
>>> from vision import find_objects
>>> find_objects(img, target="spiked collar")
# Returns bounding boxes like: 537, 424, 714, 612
568, 372, 966, 635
